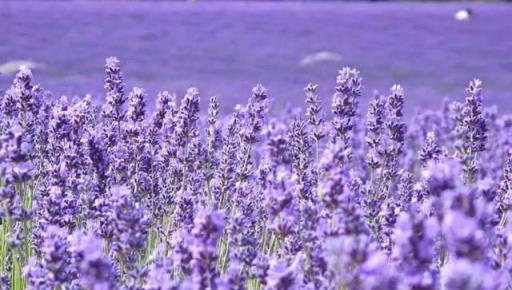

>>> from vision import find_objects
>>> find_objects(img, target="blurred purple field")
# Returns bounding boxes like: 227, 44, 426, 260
1, 1, 512, 112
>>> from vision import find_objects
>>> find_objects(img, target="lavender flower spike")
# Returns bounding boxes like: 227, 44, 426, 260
456, 78, 487, 183
330, 67, 362, 147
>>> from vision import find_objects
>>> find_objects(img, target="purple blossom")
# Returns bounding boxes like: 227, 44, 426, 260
265, 254, 303, 290
381, 84, 406, 182
365, 93, 385, 172
392, 207, 440, 289
175, 87, 200, 149
456, 79, 488, 183
304, 83, 324, 143
419, 131, 442, 167
240, 84, 269, 145
0, 58, 509, 290
1, 67, 41, 131
496, 150, 512, 224
102, 56, 126, 125
145, 245, 176, 290
330, 67, 362, 164
69, 231, 118, 290
24, 225, 74, 289
289, 119, 313, 202
190, 208, 225, 290
127, 87, 147, 124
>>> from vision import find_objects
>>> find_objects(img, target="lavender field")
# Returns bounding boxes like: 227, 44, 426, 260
2, 1, 512, 290
1, 2, 512, 112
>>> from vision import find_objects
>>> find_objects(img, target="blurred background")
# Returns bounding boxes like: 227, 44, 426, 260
1, 1, 511, 113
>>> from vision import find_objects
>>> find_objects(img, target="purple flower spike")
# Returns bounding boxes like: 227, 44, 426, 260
265, 254, 303, 290
69, 231, 118, 290
330, 67, 362, 165
456, 78, 487, 183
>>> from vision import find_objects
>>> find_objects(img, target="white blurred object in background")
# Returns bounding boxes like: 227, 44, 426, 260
300, 51, 343, 67
0, 60, 46, 75
454, 9, 472, 21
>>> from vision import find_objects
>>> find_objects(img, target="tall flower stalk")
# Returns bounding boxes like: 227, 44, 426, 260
455, 79, 487, 183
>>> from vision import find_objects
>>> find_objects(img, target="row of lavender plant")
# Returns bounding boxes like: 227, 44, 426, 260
0, 57, 511, 290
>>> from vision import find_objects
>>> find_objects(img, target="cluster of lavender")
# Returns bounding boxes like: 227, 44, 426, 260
1, 58, 511, 290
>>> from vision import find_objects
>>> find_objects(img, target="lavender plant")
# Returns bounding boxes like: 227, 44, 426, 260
0, 57, 510, 290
